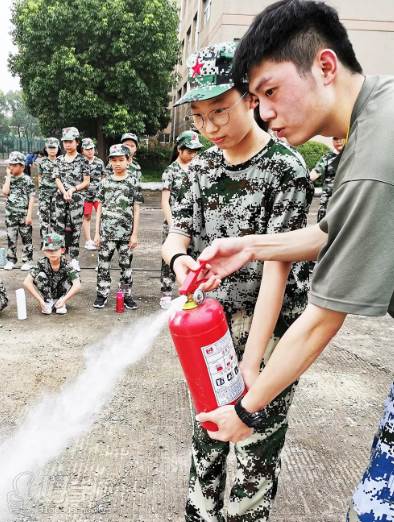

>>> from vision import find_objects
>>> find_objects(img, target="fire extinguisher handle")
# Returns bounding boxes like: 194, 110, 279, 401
179, 261, 207, 295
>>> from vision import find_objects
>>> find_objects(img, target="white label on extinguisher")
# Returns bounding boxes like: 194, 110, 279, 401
201, 330, 245, 407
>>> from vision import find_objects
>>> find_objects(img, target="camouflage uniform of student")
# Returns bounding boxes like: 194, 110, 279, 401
54, 128, 90, 259
0, 279, 8, 312
161, 162, 185, 295
313, 150, 340, 222
160, 131, 203, 297
171, 42, 314, 521
38, 137, 59, 241
347, 381, 394, 522
105, 152, 144, 204
5, 152, 35, 265
96, 144, 141, 300
30, 234, 79, 302
82, 138, 105, 204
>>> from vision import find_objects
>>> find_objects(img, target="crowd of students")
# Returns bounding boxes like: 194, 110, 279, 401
0, 128, 144, 314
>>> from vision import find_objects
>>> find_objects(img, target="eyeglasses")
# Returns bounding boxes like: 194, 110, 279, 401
185, 92, 248, 130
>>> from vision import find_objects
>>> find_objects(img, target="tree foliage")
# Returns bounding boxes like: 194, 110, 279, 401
9, 0, 180, 153
0, 90, 42, 152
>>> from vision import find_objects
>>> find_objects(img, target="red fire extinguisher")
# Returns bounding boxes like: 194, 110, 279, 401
115, 286, 125, 313
169, 262, 245, 431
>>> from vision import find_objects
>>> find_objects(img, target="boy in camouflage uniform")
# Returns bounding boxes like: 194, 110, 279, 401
54, 127, 90, 272
81, 138, 105, 250
93, 144, 141, 310
2, 151, 35, 271
310, 137, 345, 221
0, 279, 8, 312
38, 137, 60, 243
160, 130, 203, 309
23, 232, 80, 315
163, 42, 313, 521
105, 132, 145, 205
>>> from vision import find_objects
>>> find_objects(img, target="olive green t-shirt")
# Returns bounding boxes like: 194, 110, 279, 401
310, 76, 394, 317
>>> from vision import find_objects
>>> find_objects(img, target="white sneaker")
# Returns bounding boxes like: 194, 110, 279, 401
84, 240, 97, 251
3, 261, 14, 270
69, 258, 80, 271
160, 295, 172, 310
55, 304, 67, 315
20, 262, 33, 271
41, 300, 54, 315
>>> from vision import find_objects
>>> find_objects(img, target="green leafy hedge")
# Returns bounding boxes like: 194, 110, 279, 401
296, 140, 331, 171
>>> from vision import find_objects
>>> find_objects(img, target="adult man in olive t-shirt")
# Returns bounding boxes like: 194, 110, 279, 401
193, 2, 393, 521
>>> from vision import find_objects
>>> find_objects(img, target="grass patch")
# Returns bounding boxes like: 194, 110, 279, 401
141, 168, 163, 182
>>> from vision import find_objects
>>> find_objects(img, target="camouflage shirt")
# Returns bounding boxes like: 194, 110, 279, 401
128, 160, 144, 204
31, 256, 79, 286
314, 150, 340, 208
105, 160, 144, 204
97, 173, 139, 241
5, 174, 35, 219
54, 153, 90, 192
162, 160, 188, 209
171, 139, 314, 319
85, 156, 105, 202
38, 157, 58, 194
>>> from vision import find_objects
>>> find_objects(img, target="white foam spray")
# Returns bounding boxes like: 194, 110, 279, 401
0, 296, 186, 516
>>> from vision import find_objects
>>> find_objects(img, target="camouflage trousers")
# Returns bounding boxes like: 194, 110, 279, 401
33, 270, 71, 302
185, 310, 298, 522
55, 194, 84, 259
161, 223, 175, 295
317, 194, 329, 222
38, 190, 57, 242
5, 216, 33, 264
96, 238, 133, 298
0, 279, 8, 312
347, 380, 394, 522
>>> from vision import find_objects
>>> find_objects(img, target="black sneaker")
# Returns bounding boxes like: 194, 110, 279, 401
124, 295, 138, 310
93, 295, 108, 309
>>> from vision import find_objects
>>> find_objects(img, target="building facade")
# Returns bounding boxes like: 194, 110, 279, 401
169, 0, 394, 139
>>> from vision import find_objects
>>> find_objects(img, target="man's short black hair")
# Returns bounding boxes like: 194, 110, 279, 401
233, 0, 362, 86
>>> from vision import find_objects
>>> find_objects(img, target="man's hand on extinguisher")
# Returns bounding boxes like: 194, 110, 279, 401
197, 236, 253, 290
196, 406, 253, 443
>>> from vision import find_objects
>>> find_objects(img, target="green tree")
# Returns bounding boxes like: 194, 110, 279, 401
6, 90, 41, 150
9, 0, 179, 157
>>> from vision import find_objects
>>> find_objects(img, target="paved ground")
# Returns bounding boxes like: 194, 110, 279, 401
0, 181, 393, 522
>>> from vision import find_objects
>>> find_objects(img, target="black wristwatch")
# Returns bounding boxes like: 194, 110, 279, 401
234, 397, 270, 429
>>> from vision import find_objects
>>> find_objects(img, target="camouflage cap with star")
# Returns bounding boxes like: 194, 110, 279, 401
42, 232, 65, 251
176, 130, 203, 149
108, 144, 130, 158
173, 41, 239, 107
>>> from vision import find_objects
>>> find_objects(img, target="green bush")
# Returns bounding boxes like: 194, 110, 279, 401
137, 144, 172, 182
296, 140, 331, 171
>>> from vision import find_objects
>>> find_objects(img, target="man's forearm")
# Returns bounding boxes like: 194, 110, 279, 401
241, 304, 346, 413
245, 224, 327, 263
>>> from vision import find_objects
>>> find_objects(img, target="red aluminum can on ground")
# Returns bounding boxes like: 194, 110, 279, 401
169, 296, 245, 431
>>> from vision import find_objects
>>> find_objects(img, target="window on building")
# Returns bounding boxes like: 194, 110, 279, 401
186, 26, 191, 58
203, 0, 212, 24
192, 14, 198, 51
